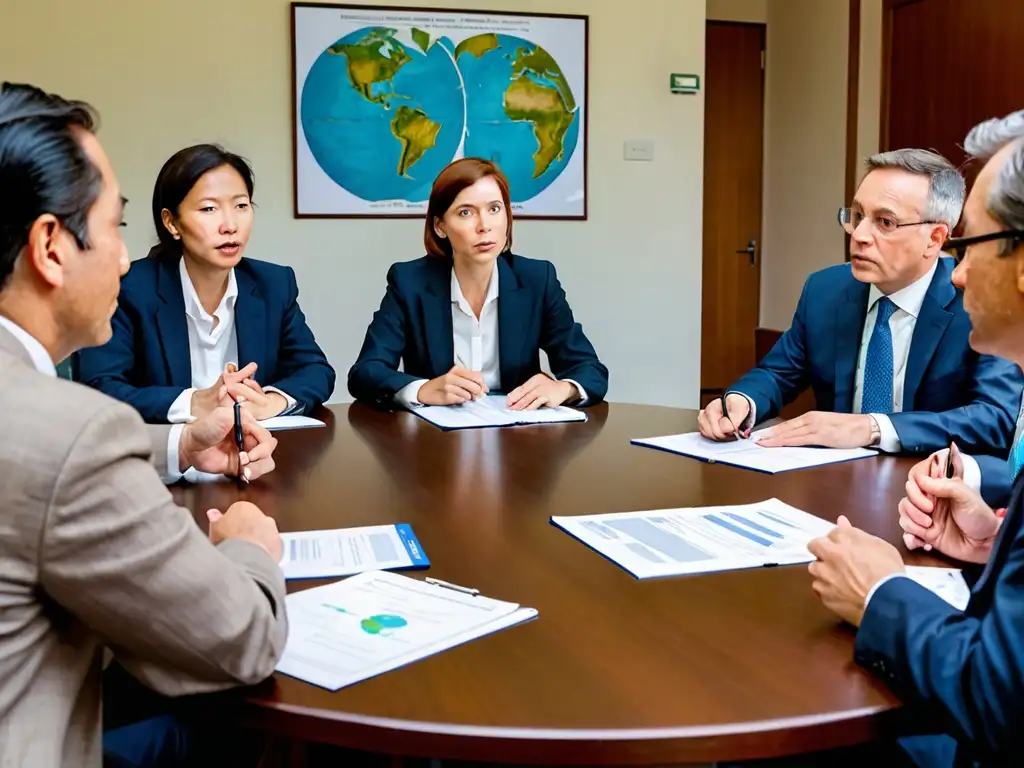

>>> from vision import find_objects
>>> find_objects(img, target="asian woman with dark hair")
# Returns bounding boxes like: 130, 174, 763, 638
78, 144, 335, 423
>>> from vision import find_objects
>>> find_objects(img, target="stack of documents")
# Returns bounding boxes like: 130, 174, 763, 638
551, 501, 974, 610
631, 429, 876, 473
904, 566, 970, 610
551, 498, 835, 578
279, 524, 429, 580
409, 394, 586, 430
276, 571, 537, 690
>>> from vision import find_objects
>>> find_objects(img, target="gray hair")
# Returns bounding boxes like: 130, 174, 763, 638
865, 148, 966, 230
964, 110, 1024, 252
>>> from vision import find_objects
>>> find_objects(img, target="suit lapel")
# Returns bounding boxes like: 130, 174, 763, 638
496, 255, 527, 391
903, 260, 955, 408
833, 279, 869, 413
154, 259, 193, 387
422, 259, 454, 376
234, 267, 266, 375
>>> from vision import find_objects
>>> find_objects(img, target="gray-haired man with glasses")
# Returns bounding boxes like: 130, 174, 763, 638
781, 108, 1024, 768
698, 148, 1023, 457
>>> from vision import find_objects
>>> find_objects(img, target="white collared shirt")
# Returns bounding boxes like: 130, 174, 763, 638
167, 258, 294, 423
0, 314, 183, 483
394, 264, 586, 407
0, 314, 56, 377
736, 261, 938, 453
852, 260, 938, 452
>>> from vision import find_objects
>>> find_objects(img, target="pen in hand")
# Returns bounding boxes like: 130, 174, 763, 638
233, 399, 247, 484
720, 394, 748, 440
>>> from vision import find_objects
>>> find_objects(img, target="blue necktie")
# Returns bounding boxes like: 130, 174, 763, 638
1008, 400, 1024, 481
861, 297, 897, 414
1009, 436, 1024, 482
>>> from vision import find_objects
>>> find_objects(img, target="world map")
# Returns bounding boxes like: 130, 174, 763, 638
300, 26, 581, 205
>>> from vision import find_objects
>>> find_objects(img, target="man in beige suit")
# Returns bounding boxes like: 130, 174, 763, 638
0, 82, 289, 766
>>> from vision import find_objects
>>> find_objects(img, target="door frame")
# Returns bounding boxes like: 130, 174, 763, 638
844, 0, 862, 262
879, 0, 925, 152
699, 19, 767, 401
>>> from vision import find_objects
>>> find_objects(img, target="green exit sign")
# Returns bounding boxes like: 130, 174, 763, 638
670, 73, 700, 94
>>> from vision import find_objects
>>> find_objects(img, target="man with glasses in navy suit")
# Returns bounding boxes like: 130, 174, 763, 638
699, 149, 1022, 457
804, 109, 1024, 767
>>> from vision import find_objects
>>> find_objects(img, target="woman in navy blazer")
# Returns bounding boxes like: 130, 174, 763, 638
348, 157, 607, 410
78, 144, 335, 424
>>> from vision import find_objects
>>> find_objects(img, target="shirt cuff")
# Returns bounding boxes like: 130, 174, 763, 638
164, 424, 186, 484
167, 387, 197, 424
870, 414, 902, 453
561, 378, 587, 405
394, 379, 429, 408
864, 572, 911, 608
725, 391, 757, 430
263, 386, 297, 416
961, 453, 982, 493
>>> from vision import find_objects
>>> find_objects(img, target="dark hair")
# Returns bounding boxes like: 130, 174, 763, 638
424, 157, 513, 259
0, 82, 102, 289
148, 143, 255, 261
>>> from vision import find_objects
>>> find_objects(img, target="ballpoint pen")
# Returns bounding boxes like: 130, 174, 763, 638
233, 400, 246, 484
720, 394, 748, 440
425, 577, 479, 596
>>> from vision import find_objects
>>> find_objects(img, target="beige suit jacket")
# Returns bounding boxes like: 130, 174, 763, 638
0, 326, 288, 767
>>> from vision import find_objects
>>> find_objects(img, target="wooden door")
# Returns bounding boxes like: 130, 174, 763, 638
700, 22, 766, 402
883, 0, 1024, 189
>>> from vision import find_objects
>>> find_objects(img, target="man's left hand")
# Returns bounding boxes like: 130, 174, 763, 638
179, 405, 278, 481
807, 515, 905, 627
507, 374, 576, 411
756, 412, 875, 448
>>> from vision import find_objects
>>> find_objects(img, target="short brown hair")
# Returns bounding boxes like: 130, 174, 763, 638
424, 157, 513, 258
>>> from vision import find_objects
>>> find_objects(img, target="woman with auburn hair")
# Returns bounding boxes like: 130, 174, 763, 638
348, 157, 607, 410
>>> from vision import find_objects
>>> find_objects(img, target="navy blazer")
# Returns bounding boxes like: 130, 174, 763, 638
730, 259, 1023, 455
347, 253, 608, 408
77, 256, 336, 423
856, 471, 1024, 765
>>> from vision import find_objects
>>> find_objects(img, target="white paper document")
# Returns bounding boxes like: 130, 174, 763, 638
905, 566, 971, 611
275, 571, 537, 690
551, 498, 836, 579
259, 415, 326, 431
631, 429, 876, 474
409, 394, 586, 430
279, 524, 430, 580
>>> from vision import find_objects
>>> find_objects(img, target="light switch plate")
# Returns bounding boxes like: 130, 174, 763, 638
624, 140, 654, 161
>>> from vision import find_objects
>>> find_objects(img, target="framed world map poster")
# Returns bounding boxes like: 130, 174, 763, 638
291, 3, 588, 219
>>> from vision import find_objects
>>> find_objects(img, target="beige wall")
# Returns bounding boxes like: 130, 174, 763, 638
0, 0, 708, 408
707, 0, 767, 23
759, 0, 851, 330
857, 0, 884, 171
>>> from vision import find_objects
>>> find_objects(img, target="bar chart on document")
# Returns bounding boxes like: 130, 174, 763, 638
551, 498, 836, 579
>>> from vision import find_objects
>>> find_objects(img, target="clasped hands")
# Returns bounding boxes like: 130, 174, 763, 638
698, 394, 876, 448
418, 366, 577, 410
190, 361, 289, 421
808, 442, 1003, 627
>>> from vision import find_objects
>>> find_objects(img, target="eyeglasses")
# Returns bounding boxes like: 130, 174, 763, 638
946, 230, 1024, 265
838, 207, 942, 237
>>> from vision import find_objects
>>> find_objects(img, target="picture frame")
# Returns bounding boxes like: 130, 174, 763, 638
291, 2, 589, 219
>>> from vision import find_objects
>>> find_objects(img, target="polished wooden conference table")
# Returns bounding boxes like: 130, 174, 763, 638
170, 402, 939, 766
